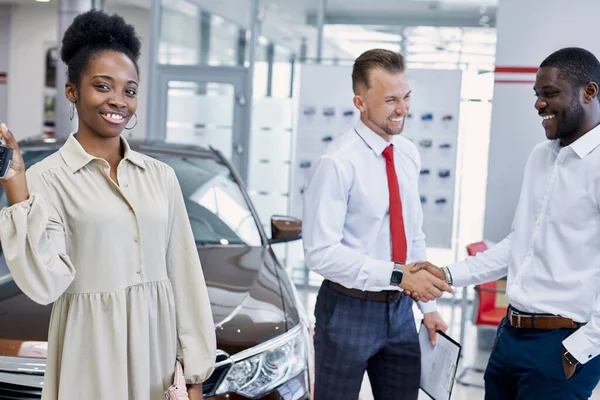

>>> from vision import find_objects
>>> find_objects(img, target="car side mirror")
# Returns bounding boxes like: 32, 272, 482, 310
269, 215, 302, 244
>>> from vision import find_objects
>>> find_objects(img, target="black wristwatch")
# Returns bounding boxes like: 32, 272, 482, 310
563, 346, 579, 366
390, 262, 404, 285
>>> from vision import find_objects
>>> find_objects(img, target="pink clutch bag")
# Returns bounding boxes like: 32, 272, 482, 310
165, 360, 189, 400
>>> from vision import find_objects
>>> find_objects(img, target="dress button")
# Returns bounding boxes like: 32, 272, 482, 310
134, 238, 139, 243
136, 270, 142, 275
123, 183, 129, 188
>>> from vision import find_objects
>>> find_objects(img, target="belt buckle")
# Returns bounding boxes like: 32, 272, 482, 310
510, 310, 522, 327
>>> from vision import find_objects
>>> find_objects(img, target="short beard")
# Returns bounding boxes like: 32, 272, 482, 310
378, 119, 404, 136
555, 95, 584, 139
383, 126, 402, 136
363, 111, 404, 137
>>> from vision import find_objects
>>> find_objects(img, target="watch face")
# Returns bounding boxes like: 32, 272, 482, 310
390, 270, 403, 285
564, 351, 579, 365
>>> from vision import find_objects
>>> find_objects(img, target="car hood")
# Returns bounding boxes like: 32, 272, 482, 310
199, 245, 299, 356
0, 245, 299, 359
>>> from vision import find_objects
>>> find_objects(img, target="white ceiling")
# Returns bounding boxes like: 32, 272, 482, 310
268, 0, 497, 25
0, 0, 498, 25
1, 0, 497, 60
273, 0, 497, 13
189, 0, 497, 57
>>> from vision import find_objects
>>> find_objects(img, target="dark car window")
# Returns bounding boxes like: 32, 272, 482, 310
154, 155, 263, 247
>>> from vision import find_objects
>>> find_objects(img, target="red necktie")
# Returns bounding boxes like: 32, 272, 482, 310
383, 145, 407, 264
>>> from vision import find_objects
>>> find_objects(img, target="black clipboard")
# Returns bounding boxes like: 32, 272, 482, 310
418, 322, 462, 400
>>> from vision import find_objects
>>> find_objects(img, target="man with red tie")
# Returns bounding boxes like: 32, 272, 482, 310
302, 48, 452, 400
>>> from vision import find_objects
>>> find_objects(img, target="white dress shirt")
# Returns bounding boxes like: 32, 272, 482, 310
449, 124, 600, 364
303, 119, 436, 314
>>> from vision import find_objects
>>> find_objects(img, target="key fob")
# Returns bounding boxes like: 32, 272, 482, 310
0, 146, 13, 178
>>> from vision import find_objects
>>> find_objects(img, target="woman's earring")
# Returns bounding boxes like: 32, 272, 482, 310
125, 113, 138, 130
69, 102, 75, 121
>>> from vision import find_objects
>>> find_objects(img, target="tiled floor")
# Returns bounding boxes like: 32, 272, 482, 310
297, 289, 600, 400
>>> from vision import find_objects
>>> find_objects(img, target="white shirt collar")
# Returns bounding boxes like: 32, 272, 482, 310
569, 123, 600, 159
354, 118, 402, 156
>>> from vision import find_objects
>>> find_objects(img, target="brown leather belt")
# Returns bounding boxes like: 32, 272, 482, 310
326, 280, 403, 303
508, 308, 586, 329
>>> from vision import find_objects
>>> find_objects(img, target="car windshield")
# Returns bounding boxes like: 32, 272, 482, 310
0, 148, 263, 248
153, 154, 263, 247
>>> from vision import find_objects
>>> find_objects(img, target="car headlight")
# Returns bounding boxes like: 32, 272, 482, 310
216, 324, 308, 398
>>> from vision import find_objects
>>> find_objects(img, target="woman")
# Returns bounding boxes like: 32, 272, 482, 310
0, 10, 215, 400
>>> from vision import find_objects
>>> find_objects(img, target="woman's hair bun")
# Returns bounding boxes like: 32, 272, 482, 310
60, 9, 141, 65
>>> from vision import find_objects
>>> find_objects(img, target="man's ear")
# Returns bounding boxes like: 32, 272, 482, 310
353, 95, 366, 112
65, 82, 78, 104
583, 82, 599, 104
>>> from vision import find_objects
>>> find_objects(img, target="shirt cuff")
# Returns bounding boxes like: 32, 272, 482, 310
447, 260, 472, 287
563, 328, 600, 365
367, 260, 396, 289
417, 299, 437, 314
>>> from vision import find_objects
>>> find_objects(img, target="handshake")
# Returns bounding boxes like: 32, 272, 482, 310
397, 262, 453, 302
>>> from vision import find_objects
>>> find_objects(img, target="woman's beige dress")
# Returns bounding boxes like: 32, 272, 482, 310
0, 134, 216, 399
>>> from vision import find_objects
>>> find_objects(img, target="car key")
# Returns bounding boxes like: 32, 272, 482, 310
0, 145, 14, 178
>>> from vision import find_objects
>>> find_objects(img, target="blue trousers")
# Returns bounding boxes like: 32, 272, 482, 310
485, 317, 600, 399
313, 281, 421, 400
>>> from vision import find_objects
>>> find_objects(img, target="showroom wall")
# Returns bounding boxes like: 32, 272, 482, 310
484, 0, 600, 242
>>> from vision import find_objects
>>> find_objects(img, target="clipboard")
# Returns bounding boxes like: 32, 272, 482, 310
418, 322, 462, 400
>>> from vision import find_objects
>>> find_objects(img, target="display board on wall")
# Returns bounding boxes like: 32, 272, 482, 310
403, 69, 462, 249
290, 64, 358, 221
290, 64, 462, 250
